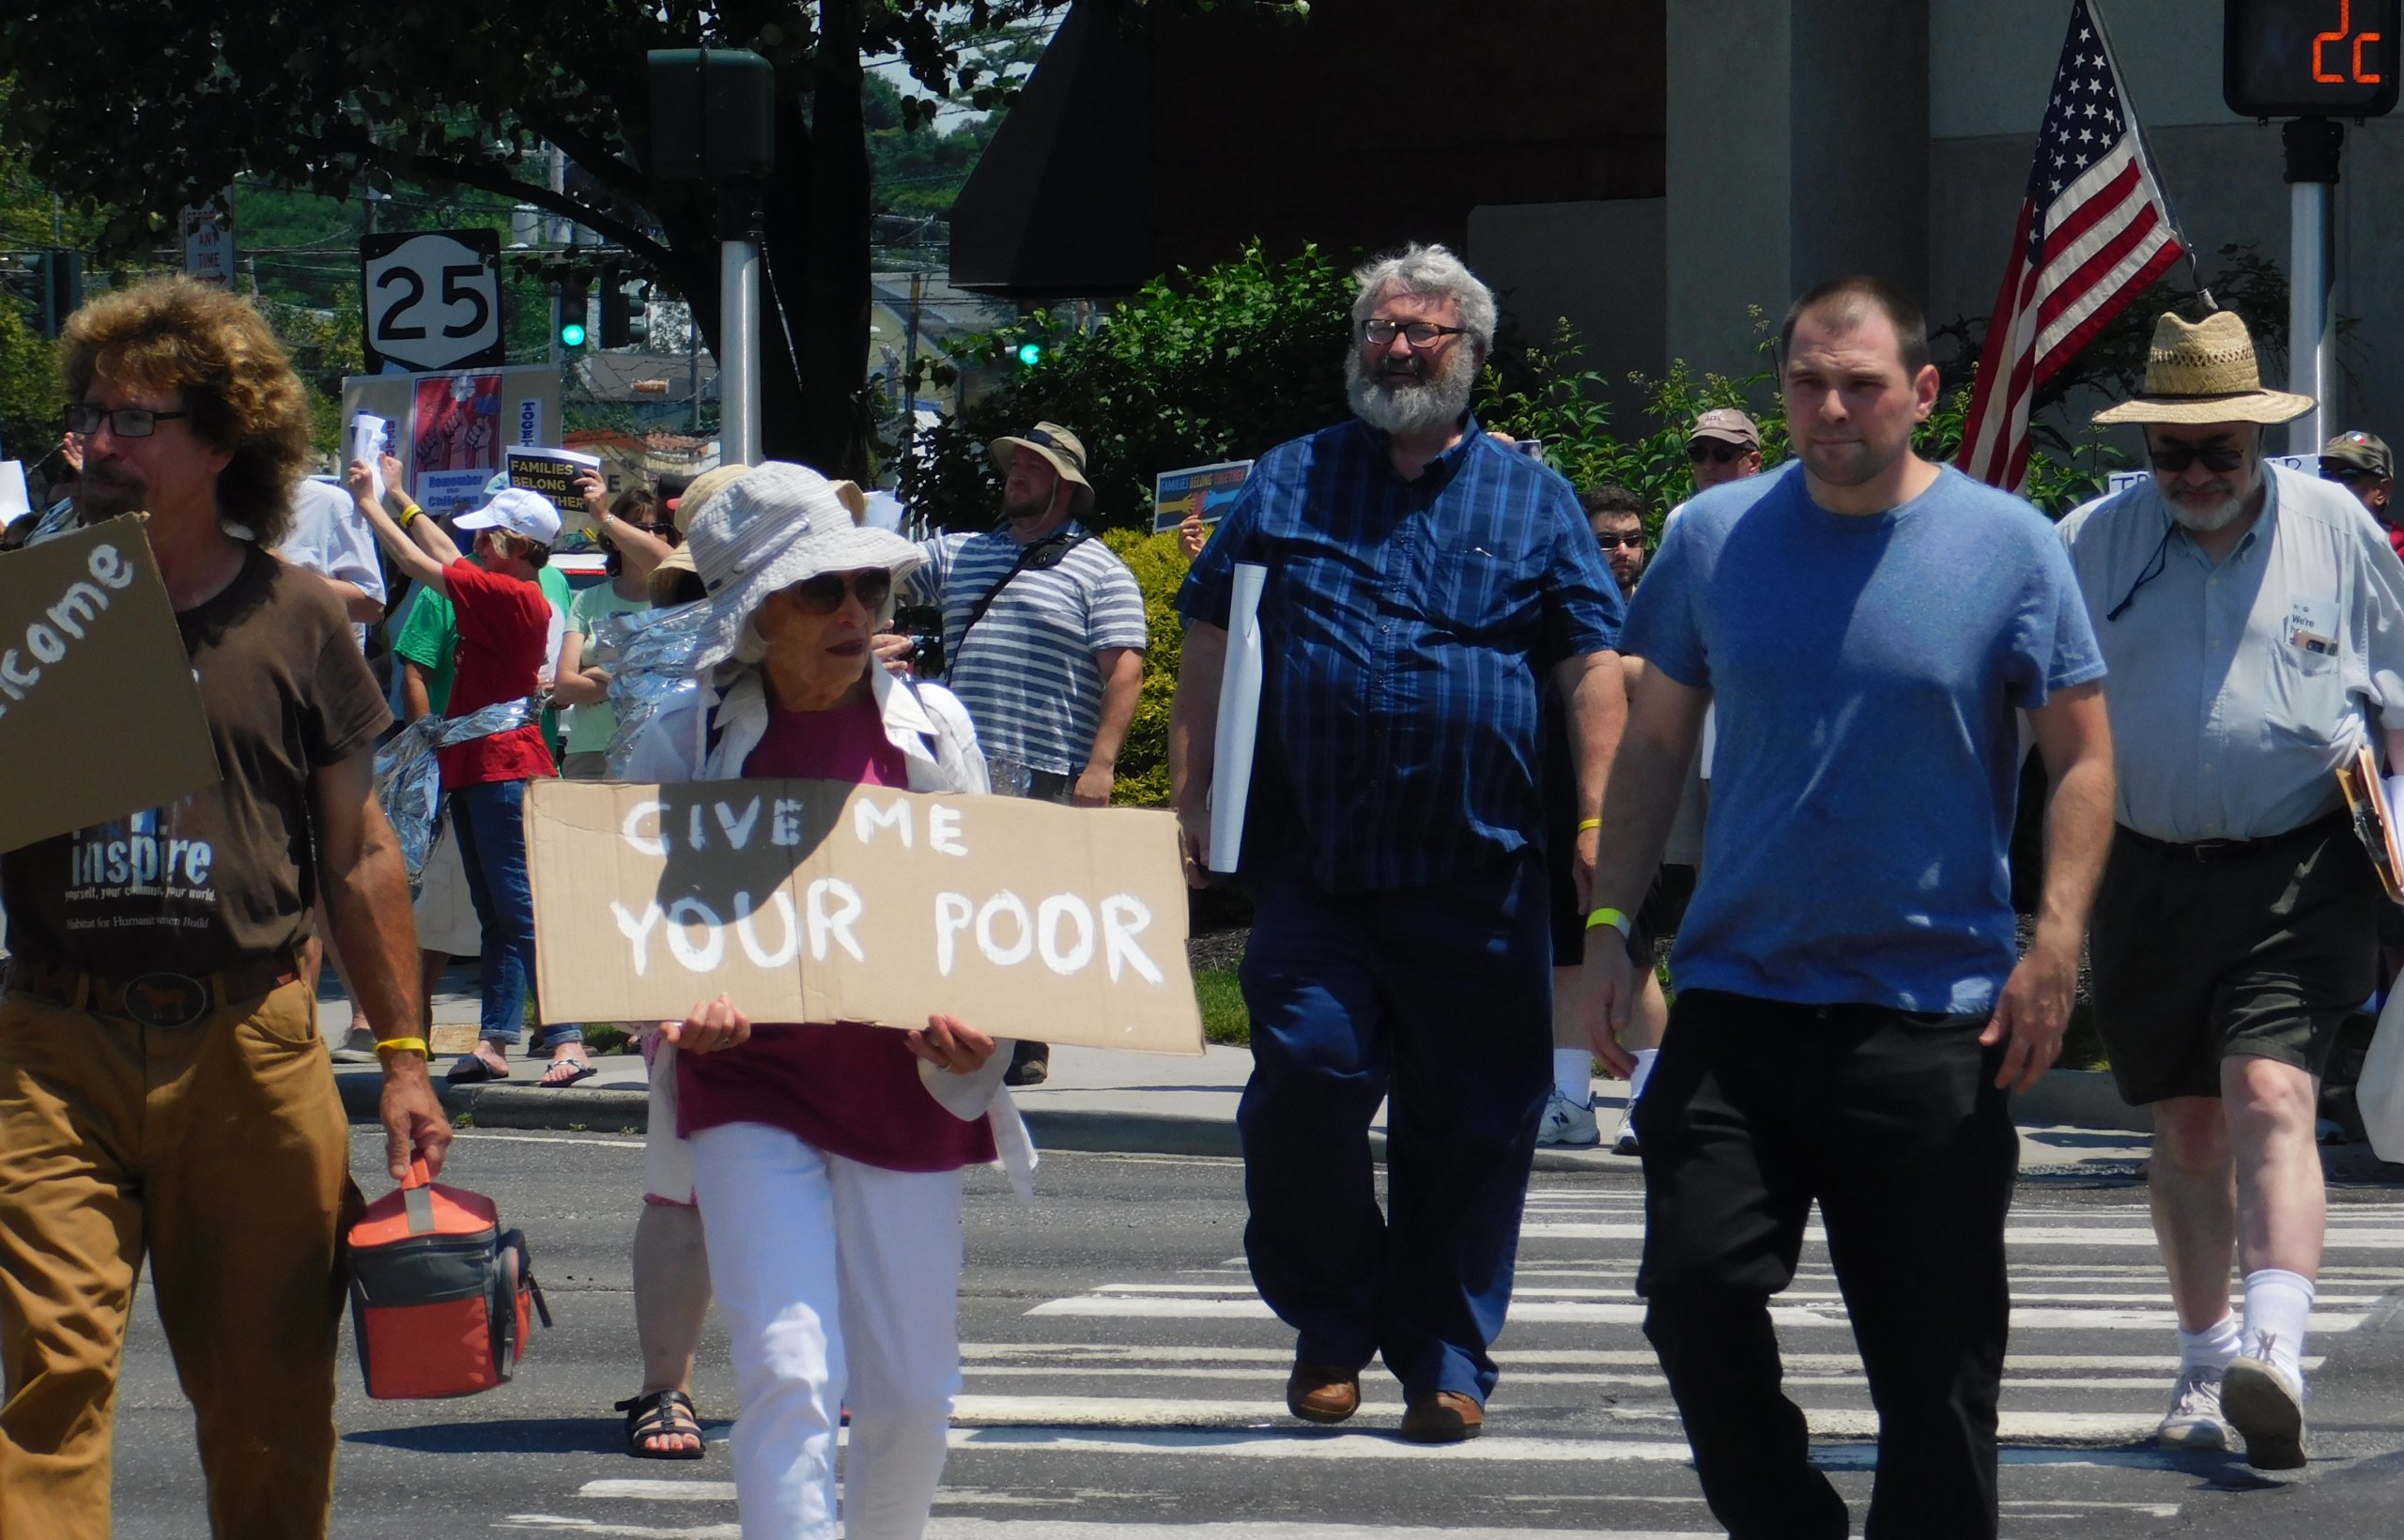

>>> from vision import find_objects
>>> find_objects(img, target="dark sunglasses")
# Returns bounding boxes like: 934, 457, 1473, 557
1597, 531, 1646, 549
1687, 440, 1748, 465
782, 569, 893, 615
2321, 462, 2384, 485
2147, 443, 2247, 475
636, 522, 684, 547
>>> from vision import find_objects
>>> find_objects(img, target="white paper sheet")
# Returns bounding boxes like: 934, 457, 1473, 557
1207, 562, 1268, 874
0, 461, 27, 519
349, 412, 390, 502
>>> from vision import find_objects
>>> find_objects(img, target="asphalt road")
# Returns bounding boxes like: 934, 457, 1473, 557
103, 1133, 2404, 1538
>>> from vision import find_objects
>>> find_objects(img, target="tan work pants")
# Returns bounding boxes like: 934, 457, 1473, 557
0, 979, 357, 1539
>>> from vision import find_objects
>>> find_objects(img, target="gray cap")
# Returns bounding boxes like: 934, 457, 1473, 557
1688, 408, 1761, 448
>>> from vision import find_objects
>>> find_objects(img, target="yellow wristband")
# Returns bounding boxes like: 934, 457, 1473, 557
374, 1037, 429, 1056
398, 500, 423, 525
1585, 907, 1634, 938
1577, 818, 1602, 832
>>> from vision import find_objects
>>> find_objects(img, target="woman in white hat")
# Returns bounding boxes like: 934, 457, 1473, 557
621, 461, 1028, 1537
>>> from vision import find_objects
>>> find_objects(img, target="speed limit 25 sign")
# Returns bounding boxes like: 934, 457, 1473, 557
361, 228, 506, 374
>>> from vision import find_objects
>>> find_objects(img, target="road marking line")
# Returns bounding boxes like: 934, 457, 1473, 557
924, 1525, 1721, 1539
1023, 1296, 2365, 1332
1073, 1282, 2384, 1306
962, 1344, 2319, 1372
578, 1479, 739, 1502
1520, 1221, 2404, 1247
497, 1517, 739, 1536
449, 1131, 646, 1149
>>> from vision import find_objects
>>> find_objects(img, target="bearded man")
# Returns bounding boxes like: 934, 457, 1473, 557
900, 421, 1147, 1086
1168, 243, 1626, 1442
2057, 310, 2404, 1471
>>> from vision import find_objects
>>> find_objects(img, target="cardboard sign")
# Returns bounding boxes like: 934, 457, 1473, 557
0, 518, 219, 852
525, 778, 1206, 1055
1151, 459, 1253, 533
506, 447, 604, 525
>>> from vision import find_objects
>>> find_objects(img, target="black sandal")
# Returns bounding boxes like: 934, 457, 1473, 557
615, 1389, 706, 1460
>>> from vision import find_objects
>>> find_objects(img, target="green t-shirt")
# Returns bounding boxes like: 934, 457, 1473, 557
563, 578, 651, 754
393, 564, 571, 744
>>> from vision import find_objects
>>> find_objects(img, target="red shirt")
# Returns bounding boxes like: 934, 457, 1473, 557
437, 559, 557, 789
678, 690, 998, 1173
2386, 522, 2404, 564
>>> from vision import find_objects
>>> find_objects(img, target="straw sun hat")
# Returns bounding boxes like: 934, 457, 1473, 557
2090, 311, 2315, 426
684, 461, 924, 672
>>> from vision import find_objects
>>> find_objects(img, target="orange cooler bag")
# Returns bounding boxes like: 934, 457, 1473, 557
347, 1160, 550, 1398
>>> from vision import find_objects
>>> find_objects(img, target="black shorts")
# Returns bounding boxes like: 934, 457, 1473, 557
1547, 840, 1688, 969
2088, 811, 2379, 1104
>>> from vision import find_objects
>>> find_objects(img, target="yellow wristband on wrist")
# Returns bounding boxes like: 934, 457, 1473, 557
1585, 907, 1634, 939
1577, 818, 1602, 832
397, 502, 421, 528
374, 1037, 429, 1056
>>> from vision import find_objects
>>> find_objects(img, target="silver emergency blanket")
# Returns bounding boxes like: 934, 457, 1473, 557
373, 698, 538, 884
595, 603, 709, 778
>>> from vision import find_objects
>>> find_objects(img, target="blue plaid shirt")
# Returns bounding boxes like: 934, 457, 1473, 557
1179, 417, 1622, 892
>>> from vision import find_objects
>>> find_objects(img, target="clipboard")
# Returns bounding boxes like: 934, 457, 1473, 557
2336, 745, 2404, 902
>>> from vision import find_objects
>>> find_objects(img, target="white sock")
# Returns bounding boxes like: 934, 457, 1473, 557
2177, 1313, 2241, 1375
2241, 1269, 2315, 1386
1626, 1048, 1660, 1105
1552, 1048, 1593, 1106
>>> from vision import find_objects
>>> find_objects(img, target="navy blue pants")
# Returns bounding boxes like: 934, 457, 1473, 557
449, 778, 570, 1047
1235, 852, 1551, 1402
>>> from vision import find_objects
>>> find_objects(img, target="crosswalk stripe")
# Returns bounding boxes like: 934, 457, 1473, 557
1520, 1221, 2404, 1247
1025, 1295, 2366, 1332
959, 1343, 2321, 1373
1071, 1281, 2387, 1306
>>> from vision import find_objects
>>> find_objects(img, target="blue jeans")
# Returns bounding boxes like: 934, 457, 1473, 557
1235, 851, 1551, 1402
447, 778, 573, 1048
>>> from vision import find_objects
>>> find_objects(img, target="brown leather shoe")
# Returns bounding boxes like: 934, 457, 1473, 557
1284, 1363, 1362, 1424
1399, 1390, 1484, 1443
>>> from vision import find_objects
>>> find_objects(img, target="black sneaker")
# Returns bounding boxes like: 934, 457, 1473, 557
1004, 1040, 1050, 1086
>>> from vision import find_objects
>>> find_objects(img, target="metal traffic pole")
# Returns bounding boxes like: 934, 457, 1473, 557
2283, 116, 2342, 453
719, 182, 763, 468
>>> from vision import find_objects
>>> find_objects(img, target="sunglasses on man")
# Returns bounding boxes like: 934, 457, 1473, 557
2321, 462, 2385, 485
2147, 443, 2247, 475
1687, 440, 1749, 466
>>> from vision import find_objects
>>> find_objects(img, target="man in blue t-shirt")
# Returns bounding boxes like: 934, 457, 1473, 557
1581, 277, 2115, 1540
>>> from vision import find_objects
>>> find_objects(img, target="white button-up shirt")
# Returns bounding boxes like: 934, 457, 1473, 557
2057, 464, 2404, 842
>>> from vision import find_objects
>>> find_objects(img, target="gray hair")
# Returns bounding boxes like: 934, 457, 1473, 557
1350, 243, 1498, 353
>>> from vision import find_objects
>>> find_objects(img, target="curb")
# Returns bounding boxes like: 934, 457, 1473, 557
337, 1067, 2153, 1164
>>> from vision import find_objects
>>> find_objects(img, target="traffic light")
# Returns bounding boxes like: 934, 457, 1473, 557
598, 266, 649, 348
1014, 340, 1046, 368
25, 250, 83, 339
559, 273, 591, 349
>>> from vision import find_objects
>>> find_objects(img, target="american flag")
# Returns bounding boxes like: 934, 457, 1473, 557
1956, 0, 2187, 490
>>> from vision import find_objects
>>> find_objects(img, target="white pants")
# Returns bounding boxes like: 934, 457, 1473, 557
688, 1121, 965, 1540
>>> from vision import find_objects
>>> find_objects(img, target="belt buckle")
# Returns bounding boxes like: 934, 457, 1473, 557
122, 973, 211, 1029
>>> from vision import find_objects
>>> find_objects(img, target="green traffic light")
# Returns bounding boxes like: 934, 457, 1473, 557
1014, 340, 1044, 367
561, 321, 588, 347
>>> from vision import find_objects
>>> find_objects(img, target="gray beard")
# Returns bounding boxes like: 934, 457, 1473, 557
1347, 349, 1475, 438
2167, 491, 2246, 532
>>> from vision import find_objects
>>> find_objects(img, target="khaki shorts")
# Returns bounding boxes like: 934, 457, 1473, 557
412, 821, 483, 958
2088, 813, 2379, 1104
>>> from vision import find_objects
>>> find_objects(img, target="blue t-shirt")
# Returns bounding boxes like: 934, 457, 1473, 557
1623, 462, 2104, 1012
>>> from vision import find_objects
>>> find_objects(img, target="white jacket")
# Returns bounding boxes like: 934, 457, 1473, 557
624, 661, 1035, 1195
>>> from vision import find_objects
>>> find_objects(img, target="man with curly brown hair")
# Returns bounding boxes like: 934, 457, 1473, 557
0, 277, 451, 1539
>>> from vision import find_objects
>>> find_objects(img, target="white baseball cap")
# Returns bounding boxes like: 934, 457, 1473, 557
455, 486, 562, 547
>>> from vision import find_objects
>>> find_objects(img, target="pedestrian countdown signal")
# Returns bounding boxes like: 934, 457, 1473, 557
2226, 0, 2401, 118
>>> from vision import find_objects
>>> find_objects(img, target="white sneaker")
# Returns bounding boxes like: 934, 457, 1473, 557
2224, 1344, 2307, 1471
2154, 1364, 2232, 1452
1536, 1090, 1599, 1147
1610, 1101, 1641, 1156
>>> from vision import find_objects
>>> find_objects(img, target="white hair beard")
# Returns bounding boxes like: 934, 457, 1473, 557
1346, 343, 1478, 438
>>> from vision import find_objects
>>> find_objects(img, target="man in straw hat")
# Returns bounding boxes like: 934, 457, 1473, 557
2058, 308, 2404, 1471
900, 421, 1148, 1086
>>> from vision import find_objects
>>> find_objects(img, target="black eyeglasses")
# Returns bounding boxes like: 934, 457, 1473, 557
2147, 443, 2246, 475
637, 522, 684, 547
1362, 318, 1467, 349
1597, 531, 1646, 549
2106, 521, 2175, 624
1688, 440, 1749, 465
781, 569, 893, 615
65, 404, 190, 438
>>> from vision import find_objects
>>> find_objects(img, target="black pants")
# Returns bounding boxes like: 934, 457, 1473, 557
1637, 989, 2018, 1540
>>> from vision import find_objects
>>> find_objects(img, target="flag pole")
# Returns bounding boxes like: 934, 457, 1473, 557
2088, 0, 2214, 311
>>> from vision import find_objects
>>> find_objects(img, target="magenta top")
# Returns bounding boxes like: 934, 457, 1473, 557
676, 692, 998, 1172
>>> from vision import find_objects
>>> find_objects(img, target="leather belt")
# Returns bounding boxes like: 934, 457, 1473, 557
2115, 807, 2352, 865
4, 953, 301, 1029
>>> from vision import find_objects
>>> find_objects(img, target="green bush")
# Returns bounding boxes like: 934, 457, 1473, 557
1100, 526, 1190, 808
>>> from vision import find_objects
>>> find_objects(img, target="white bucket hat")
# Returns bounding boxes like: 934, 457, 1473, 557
686, 461, 925, 672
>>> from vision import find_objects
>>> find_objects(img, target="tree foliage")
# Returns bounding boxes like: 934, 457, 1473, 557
903, 240, 1354, 529
0, 1, 1200, 475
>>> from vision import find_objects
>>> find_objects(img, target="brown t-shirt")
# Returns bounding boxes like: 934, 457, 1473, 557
1, 546, 391, 978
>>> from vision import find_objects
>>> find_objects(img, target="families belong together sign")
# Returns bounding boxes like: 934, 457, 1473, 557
524, 779, 1205, 1055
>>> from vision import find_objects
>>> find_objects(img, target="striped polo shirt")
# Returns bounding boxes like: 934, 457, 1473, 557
905, 521, 1149, 774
